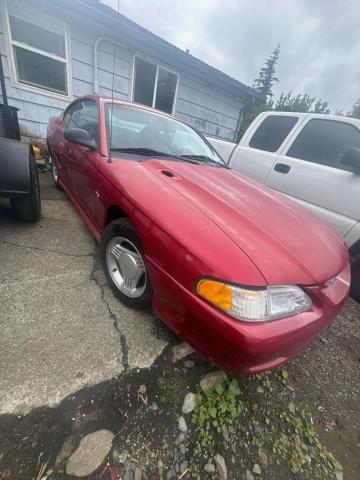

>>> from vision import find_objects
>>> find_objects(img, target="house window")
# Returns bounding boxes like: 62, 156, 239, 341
133, 57, 178, 114
6, 2, 68, 95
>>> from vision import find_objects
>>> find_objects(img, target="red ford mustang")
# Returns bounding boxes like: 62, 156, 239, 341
47, 95, 350, 374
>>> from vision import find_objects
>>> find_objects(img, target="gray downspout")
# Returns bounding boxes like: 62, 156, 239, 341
0, 46, 8, 106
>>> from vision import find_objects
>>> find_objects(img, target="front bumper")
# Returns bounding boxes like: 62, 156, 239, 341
149, 260, 350, 375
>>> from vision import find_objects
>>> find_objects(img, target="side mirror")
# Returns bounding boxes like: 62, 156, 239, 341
341, 148, 360, 174
64, 128, 97, 150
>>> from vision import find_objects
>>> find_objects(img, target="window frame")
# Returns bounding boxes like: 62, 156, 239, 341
131, 54, 179, 115
3, 0, 72, 100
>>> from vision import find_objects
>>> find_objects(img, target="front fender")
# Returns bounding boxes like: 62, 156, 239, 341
0, 138, 33, 198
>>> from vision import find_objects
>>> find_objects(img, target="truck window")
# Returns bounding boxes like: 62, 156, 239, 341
287, 119, 360, 171
249, 115, 298, 152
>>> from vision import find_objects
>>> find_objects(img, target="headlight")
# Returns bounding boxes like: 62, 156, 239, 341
197, 279, 312, 322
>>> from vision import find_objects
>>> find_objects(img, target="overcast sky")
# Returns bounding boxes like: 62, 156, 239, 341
101, 0, 360, 113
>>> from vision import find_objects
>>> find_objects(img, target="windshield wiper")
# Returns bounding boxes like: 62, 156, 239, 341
180, 154, 228, 167
110, 147, 199, 164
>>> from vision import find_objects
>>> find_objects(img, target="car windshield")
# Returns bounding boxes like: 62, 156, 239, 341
105, 103, 224, 165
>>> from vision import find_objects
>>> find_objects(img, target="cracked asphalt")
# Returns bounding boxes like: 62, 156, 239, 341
0, 173, 173, 415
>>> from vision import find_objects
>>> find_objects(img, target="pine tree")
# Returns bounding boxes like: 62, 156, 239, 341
348, 99, 360, 119
253, 44, 280, 102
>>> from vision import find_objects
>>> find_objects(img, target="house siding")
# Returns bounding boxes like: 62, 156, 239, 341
0, 0, 245, 144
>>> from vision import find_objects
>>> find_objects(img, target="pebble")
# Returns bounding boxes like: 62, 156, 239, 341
158, 459, 163, 476
180, 443, 186, 455
134, 467, 143, 480
150, 402, 159, 411
214, 453, 227, 480
258, 450, 268, 466
253, 463, 261, 475
138, 384, 147, 394
166, 469, 175, 480
288, 402, 296, 414
172, 342, 195, 362
184, 360, 195, 368
335, 472, 343, 480
256, 386, 264, 394
178, 416, 187, 432
204, 463, 216, 473
180, 461, 188, 474
182, 392, 196, 414
175, 433, 185, 445
200, 371, 228, 393
124, 471, 134, 480
66, 429, 114, 477
245, 470, 255, 480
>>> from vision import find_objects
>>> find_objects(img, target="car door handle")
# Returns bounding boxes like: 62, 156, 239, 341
274, 163, 291, 174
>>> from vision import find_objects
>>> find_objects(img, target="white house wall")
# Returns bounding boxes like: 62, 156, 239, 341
0, 0, 244, 144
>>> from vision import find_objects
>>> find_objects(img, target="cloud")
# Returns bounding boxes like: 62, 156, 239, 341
101, 0, 360, 112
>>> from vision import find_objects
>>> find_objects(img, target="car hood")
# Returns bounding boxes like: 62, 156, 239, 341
152, 160, 347, 285
108, 158, 348, 286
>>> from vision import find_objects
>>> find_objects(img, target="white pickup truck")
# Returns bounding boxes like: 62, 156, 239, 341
208, 111, 360, 299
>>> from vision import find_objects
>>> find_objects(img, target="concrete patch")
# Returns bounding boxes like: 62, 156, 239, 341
0, 174, 171, 414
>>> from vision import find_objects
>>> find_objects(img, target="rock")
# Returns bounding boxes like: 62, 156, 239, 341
66, 429, 114, 477
214, 453, 227, 480
288, 402, 296, 414
258, 450, 268, 466
178, 416, 187, 432
335, 472, 343, 480
180, 461, 188, 474
124, 471, 133, 480
134, 467, 143, 480
166, 468, 176, 479
184, 360, 195, 368
175, 432, 185, 445
256, 386, 264, 394
172, 342, 195, 363
200, 371, 228, 393
245, 470, 254, 480
158, 460, 164, 476
117, 449, 130, 464
149, 402, 159, 411
253, 463, 261, 475
204, 463, 216, 473
182, 392, 196, 414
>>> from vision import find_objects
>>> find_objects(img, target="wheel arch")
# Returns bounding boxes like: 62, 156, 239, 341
105, 204, 130, 226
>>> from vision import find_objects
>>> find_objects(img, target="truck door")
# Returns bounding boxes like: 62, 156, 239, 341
229, 114, 300, 183
265, 117, 360, 239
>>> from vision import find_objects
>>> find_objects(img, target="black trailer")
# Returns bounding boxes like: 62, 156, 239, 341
0, 49, 41, 223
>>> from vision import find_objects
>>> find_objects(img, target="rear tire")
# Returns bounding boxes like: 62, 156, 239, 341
11, 153, 41, 223
49, 153, 62, 190
100, 218, 153, 309
350, 256, 360, 302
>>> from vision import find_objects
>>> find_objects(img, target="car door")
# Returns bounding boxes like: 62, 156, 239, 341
55, 101, 83, 188
64, 99, 100, 219
229, 113, 301, 183
265, 117, 360, 239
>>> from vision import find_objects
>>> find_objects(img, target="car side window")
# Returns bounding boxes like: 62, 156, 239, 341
63, 101, 82, 128
249, 115, 298, 152
287, 119, 360, 171
68, 100, 99, 139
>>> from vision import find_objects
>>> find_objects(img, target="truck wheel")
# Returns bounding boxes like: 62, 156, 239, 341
100, 218, 153, 309
11, 153, 41, 223
350, 256, 360, 302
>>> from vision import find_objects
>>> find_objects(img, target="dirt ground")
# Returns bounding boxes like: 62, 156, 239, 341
0, 172, 359, 480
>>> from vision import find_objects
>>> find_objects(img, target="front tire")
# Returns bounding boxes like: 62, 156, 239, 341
11, 153, 41, 223
100, 219, 152, 309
